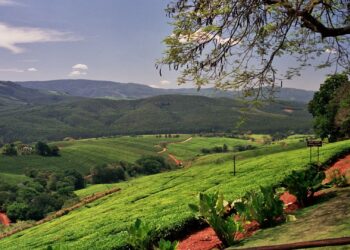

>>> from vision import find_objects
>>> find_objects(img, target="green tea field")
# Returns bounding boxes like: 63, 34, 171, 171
0, 139, 348, 249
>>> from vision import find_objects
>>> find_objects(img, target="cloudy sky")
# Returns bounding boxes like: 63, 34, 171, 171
0, 0, 339, 90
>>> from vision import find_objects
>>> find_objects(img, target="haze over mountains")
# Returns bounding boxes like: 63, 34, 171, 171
17, 79, 315, 103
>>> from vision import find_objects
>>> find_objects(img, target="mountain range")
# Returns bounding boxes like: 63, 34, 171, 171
0, 81, 313, 143
17, 79, 315, 103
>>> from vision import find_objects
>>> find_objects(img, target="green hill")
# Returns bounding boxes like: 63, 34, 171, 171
0, 139, 348, 250
0, 93, 312, 143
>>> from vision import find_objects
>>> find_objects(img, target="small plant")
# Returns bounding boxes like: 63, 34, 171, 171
127, 219, 178, 250
282, 164, 325, 207
328, 169, 349, 187
156, 239, 178, 250
127, 218, 154, 250
189, 192, 241, 247
235, 186, 284, 228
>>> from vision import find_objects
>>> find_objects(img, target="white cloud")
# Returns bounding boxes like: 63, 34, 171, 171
160, 80, 171, 85
0, 68, 24, 73
149, 84, 160, 88
27, 67, 38, 72
0, 0, 22, 6
69, 63, 88, 77
72, 64, 88, 70
69, 70, 87, 76
0, 22, 81, 54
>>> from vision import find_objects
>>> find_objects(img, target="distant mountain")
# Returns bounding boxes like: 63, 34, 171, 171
18, 79, 315, 103
0, 93, 312, 143
0, 81, 78, 108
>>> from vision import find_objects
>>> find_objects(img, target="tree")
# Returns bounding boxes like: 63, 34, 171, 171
1, 143, 17, 156
35, 141, 51, 156
308, 73, 349, 141
159, 0, 350, 98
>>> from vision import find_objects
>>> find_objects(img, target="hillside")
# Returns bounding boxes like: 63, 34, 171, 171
0, 93, 312, 143
0, 139, 348, 249
0, 81, 77, 108
18, 79, 315, 103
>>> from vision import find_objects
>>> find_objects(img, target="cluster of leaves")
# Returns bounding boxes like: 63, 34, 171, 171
127, 218, 178, 250
189, 192, 242, 247
233, 144, 257, 152
1, 141, 60, 157
235, 186, 284, 228
308, 74, 350, 142
201, 144, 229, 154
159, 0, 350, 99
90, 156, 172, 184
0, 169, 85, 222
281, 164, 325, 207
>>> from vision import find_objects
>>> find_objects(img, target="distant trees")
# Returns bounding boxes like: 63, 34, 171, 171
0, 169, 85, 222
90, 156, 172, 184
35, 142, 60, 157
308, 74, 350, 141
1, 143, 17, 156
1, 141, 60, 157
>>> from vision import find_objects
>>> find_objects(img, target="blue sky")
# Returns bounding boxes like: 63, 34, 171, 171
0, 0, 337, 90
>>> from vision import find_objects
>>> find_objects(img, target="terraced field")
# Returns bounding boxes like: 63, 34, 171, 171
0, 135, 191, 174
0, 139, 348, 250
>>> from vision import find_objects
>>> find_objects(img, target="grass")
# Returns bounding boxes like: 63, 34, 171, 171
0, 139, 348, 250
232, 187, 350, 250
166, 137, 257, 161
0, 135, 191, 174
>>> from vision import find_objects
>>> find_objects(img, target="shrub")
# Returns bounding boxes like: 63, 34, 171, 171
235, 186, 284, 228
127, 218, 154, 250
328, 169, 349, 187
1, 143, 17, 156
136, 156, 170, 175
90, 164, 126, 184
156, 239, 178, 250
189, 192, 241, 247
281, 164, 325, 207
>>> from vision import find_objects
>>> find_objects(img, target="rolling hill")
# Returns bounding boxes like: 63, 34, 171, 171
0, 91, 312, 143
17, 79, 315, 103
0, 139, 348, 250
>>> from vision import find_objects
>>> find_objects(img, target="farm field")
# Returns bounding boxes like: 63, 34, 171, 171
0, 135, 192, 174
0, 139, 348, 250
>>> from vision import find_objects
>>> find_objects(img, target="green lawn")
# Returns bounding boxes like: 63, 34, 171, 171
0, 140, 348, 250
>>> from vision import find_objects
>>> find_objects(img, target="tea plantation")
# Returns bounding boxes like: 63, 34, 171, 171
0, 139, 348, 249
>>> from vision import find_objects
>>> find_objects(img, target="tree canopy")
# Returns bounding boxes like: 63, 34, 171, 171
308, 73, 350, 141
159, 0, 350, 98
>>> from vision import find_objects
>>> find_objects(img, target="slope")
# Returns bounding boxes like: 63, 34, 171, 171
0, 140, 348, 250
0, 94, 312, 143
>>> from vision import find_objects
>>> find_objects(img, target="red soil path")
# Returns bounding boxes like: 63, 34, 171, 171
0, 213, 11, 226
178, 155, 350, 250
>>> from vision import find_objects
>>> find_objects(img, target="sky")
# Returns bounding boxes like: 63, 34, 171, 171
0, 0, 340, 90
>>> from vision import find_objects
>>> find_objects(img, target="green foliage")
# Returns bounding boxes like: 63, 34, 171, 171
308, 74, 350, 141
136, 155, 170, 175
0, 140, 349, 249
235, 186, 284, 228
281, 164, 325, 207
1, 143, 17, 156
156, 239, 178, 250
127, 218, 154, 250
90, 164, 126, 184
189, 192, 241, 247
328, 169, 349, 188
35, 141, 60, 157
